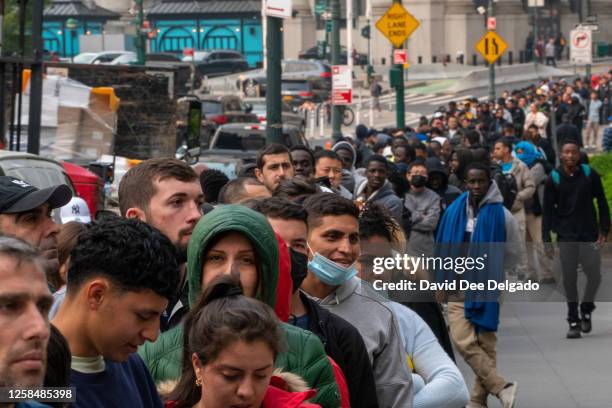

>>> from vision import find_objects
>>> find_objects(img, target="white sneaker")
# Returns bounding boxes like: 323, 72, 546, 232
498, 382, 518, 408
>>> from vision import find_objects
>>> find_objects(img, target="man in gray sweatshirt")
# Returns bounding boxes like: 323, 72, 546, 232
404, 159, 441, 258
301, 192, 414, 408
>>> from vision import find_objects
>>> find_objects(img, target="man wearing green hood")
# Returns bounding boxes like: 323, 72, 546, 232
139, 205, 340, 407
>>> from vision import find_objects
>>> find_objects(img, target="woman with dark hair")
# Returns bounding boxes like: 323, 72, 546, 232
49, 221, 88, 318
447, 149, 474, 191
164, 276, 319, 408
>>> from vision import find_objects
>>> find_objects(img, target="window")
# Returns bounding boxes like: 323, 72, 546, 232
214, 131, 266, 151
201, 101, 223, 115
281, 81, 310, 92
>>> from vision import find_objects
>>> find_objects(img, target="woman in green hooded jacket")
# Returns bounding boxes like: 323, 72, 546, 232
139, 205, 340, 407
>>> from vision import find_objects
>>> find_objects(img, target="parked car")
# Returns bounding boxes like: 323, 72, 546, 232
200, 95, 259, 127
281, 79, 329, 107
181, 50, 249, 77
243, 97, 306, 130
299, 46, 368, 66
147, 53, 182, 62
197, 123, 309, 178
72, 51, 132, 65
62, 161, 104, 216
237, 59, 331, 97
108, 51, 202, 94
0, 150, 78, 213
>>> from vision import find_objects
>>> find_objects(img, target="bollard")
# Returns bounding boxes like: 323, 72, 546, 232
309, 109, 315, 140
472, 54, 477, 66
509, 51, 513, 65
445, 54, 451, 63
418, 56, 423, 64
497, 57, 502, 66
519, 50, 524, 64
319, 105, 325, 138
432, 56, 437, 63
382, 57, 386, 65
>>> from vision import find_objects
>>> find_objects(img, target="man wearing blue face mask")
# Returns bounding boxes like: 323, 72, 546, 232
302, 193, 414, 408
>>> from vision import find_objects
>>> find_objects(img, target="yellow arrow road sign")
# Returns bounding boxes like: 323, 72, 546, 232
375, 3, 420, 48
476, 30, 508, 64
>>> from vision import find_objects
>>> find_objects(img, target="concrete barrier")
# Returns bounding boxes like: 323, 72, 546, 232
449, 63, 572, 93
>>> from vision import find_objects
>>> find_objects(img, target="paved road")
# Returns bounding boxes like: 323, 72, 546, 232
459, 302, 612, 407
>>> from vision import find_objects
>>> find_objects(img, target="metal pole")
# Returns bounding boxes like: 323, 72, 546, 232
580, 0, 591, 83
366, 0, 372, 83
0, 0, 4, 56
262, 1, 267, 70
0, 0, 5, 143
330, 0, 342, 140
27, 0, 44, 155
347, 0, 353, 73
488, 0, 495, 101
265, 15, 283, 144
135, 0, 145, 65
533, 5, 538, 67
393, 0, 405, 128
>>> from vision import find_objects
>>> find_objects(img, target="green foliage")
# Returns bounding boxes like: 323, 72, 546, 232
1, 0, 51, 56
590, 153, 612, 210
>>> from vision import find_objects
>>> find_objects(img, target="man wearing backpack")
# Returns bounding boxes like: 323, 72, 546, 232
543, 140, 610, 339
492, 139, 536, 281
514, 141, 555, 284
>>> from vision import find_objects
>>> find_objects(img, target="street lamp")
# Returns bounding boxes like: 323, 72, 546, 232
65, 18, 78, 62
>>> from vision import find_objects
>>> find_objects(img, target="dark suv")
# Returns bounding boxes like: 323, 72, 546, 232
186, 50, 249, 77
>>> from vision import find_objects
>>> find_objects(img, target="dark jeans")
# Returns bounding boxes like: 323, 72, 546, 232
559, 242, 602, 322
545, 57, 556, 67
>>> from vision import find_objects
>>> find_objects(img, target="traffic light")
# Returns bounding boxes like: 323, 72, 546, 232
361, 25, 370, 39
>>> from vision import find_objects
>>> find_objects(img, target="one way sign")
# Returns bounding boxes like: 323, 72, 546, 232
476, 30, 508, 64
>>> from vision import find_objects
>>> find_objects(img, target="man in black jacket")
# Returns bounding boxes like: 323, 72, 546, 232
248, 197, 379, 408
543, 140, 610, 339
556, 113, 582, 148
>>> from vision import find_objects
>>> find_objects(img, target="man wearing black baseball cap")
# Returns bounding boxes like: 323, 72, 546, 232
0, 176, 72, 268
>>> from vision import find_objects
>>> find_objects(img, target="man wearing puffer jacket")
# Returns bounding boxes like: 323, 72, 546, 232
138, 205, 340, 407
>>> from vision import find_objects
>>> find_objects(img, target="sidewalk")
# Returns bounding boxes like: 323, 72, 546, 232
457, 302, 612, 407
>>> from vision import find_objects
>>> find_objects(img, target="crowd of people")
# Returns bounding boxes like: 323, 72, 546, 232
0, 71, 610, 408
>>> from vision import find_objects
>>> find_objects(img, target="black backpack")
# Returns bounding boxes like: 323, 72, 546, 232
491, 165, 518, 211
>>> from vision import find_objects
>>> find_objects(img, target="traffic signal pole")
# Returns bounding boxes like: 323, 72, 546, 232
393, 0, 405, 128
330, 0, 342, 140
135, 0, 145, 65
266, 13, 284, 144
488, 0, 495, 101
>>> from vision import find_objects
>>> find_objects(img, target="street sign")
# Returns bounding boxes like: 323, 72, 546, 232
375, 2, 420, 48
528, 0, 545, 7
575, 23, 599, 32
264, 0, 292, 19
393, 49, 407, 65
475, 30, 508, 64
331, 65, 352, 105
487, 17, 496, 31
570, 29, 592, 65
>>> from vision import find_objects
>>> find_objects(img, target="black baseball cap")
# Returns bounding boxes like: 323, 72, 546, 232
0, 176, 72, 214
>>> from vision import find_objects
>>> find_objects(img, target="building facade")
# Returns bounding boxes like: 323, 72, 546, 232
43, 0, 611, 65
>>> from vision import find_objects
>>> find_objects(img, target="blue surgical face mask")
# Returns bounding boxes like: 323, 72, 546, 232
307, 244, 357, 287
